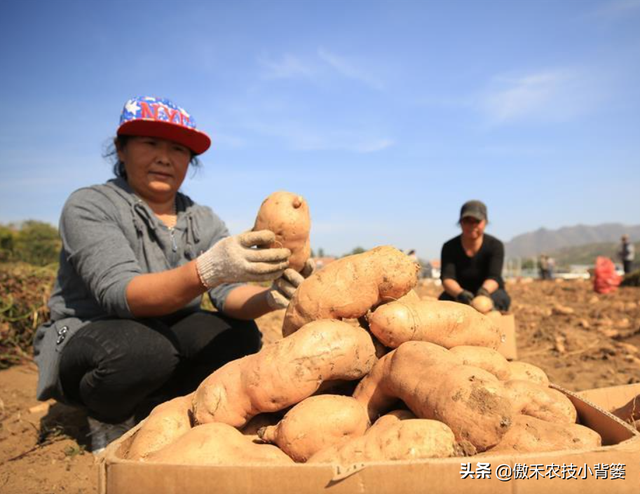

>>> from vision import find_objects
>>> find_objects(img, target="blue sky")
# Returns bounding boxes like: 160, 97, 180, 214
1, 0, 639, 259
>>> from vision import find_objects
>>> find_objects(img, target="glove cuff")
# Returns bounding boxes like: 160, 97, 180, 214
196, 250, 223, 289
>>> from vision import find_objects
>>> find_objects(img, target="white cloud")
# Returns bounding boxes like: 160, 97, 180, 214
317, 48, 384, 90
354, 138, 395, 153
258, 53, 316, 80
257, 48, 384, 90
479, 68, 605, 125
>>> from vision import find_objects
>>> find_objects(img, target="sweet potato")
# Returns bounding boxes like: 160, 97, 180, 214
125, 394, 193, 460
192, 320, 376, 427
396, 289, 421, 304
282, 246, 419, 336
353, 341, 513, 452
370, 409, 417, 428
240, 413, 281, 440
480, 415, 601, 455
257, 395, 369, 462
368, 300, 501, 349
145, 422, 293, 465
504, 380, 577, 424
253, 191, 311, 272
471, 295, 494, 314
308, 418, 458, 464
449, 346, 511, 381
508, 361, 550, 386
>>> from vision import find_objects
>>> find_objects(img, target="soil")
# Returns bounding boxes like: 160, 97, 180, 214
1, 279, 639, 494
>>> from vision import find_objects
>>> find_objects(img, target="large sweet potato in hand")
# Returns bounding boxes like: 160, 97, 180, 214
254, 191, 311, 272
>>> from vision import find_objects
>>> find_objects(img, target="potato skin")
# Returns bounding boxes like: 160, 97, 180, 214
505, 380, 577, 424
253, 191, 311, 272
353, 341, 513, 452
480, 415, 601, 455
145, 422, 293, 465
192, 320, 377, 428
369, 300, 501, 349
125, 394, 193, 460
283, 246, 419, 336
509, 361, 550, 386
258, 395, 370, 462
308, 418, 458, 464
449, 346, 512, 380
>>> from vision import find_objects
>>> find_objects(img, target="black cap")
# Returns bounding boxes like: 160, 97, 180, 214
460, 200, 488, 222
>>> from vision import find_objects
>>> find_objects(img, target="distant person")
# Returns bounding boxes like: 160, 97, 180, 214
547, 256, 556, 279
439, 200, 511, 311
619, 234, 635, 275
538, 254, 550, 280
33, 96, 313, 453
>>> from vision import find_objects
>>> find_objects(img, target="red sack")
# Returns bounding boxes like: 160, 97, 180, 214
593, 256, 621, 294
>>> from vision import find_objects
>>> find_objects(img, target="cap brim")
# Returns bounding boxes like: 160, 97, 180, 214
118, 120, 211, 155
460, 212, 486, 221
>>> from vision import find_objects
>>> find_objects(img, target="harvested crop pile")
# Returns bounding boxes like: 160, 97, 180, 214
112, 246, 622, 468
3, 274, 639, 494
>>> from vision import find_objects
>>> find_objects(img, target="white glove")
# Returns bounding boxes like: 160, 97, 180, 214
196, 230, 290, 288
266, 258, 315, 310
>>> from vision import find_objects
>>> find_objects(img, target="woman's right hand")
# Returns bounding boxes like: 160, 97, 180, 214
456, 289, 475, 305
196, 230, 290, 288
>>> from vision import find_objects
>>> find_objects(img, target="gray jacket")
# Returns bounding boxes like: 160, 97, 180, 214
33, 178, 240, 401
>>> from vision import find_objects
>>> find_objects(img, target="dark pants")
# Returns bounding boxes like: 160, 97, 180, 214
439, 288, 511, 312
58, 311, 262, 423
623, 260, 634, 275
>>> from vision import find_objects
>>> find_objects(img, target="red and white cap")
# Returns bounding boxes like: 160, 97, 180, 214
117, 96, 211, 155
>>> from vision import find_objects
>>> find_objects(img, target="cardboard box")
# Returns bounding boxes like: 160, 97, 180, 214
496, 313, 518, 360
100, 383, 640, 494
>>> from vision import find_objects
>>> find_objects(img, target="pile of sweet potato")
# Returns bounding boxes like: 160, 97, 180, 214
118, 191, 603, 466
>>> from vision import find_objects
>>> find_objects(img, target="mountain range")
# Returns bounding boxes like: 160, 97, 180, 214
505, 223, 640, 259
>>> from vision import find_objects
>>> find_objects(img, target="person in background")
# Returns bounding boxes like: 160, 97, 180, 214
439, 200, 511, 311
619, 234, 635, 275
33, 96, 312, 453
547, 256, 556, 279
538, 254, 550, 280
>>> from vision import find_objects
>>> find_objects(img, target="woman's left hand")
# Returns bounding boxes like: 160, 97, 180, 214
266, 259, 315, 310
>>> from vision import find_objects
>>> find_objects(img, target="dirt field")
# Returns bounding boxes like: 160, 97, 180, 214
1, 279, 639, 494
